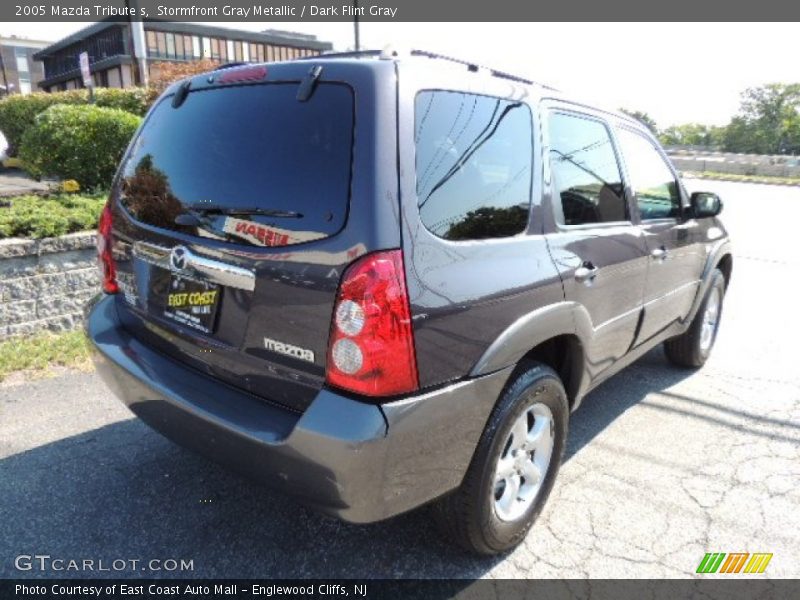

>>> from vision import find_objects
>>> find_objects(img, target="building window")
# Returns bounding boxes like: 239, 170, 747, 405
175, 34, 184, 59
191, 36, 201, 58
156, 32, 166, 58
234, 41, 244, 61
166, 33, 176, 58
146, 31, 157, 56
242, 42, 249, 62
14, 47, 30, 77
94, 70, 109, 87
202, 37, 211, 58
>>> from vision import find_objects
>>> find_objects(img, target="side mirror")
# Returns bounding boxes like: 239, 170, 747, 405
690, 192, 723, 218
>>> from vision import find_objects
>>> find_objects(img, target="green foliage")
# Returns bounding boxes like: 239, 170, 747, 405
94, 86, 157, 116
634, 83, 800, 155
445, 206, 529, 240
0, 88, 153, 156
619, 108, 659, 135
682, 170, 800, 186
659, 123, 726, 149
721, 83, 800, 155
19, 104, 141, 189
0, 192, 107, 239
0, 91, 85, 157
0, 330, 92, 381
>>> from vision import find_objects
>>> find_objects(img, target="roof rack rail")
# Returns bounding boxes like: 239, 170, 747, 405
296, 48, 558, 91
300, 49, 383, 60
214, 62, 248, 71
409, 49, 557, 90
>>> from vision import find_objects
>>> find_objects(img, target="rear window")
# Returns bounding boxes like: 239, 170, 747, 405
119, 82, 354, 247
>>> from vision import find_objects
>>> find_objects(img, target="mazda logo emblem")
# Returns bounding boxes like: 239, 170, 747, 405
170, 246, 188, 272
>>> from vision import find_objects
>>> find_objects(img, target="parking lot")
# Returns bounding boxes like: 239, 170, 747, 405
1, 179, 799, 579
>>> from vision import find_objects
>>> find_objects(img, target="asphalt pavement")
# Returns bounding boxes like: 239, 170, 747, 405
1, 179, 799, 579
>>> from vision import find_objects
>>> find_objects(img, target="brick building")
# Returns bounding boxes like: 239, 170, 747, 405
34, 22, 332, 92
0, 35, 48, 95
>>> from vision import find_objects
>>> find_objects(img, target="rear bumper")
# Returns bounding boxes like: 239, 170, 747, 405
85, 294, 512, 523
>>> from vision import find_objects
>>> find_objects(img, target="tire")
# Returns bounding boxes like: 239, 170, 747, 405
432, 362, 569, 555
664, 268, 726, 368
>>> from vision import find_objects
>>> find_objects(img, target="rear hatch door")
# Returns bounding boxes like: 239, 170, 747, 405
109, 61, 398, 412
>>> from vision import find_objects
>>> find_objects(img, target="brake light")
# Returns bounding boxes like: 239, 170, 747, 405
218, 66, 267, 84
326, 250, 419, 397
96, 203, 118, 294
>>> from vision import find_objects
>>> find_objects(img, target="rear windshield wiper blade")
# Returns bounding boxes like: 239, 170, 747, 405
186, 205, 303, 218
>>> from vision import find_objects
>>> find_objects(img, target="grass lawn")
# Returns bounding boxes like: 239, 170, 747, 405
0, 191, 107, 239
0, 330, 93, 382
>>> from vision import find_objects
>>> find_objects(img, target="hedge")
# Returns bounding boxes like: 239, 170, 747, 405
0, 87, 155, 156
0, 192, 106, 239
19, 104, 141, 190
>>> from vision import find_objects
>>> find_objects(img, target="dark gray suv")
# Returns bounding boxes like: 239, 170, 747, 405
86, 50, 732, 555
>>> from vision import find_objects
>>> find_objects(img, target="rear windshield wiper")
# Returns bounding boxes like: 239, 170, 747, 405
186, 205, 303, 218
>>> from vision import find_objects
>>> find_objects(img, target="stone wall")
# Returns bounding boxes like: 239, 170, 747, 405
668, 150, 800, 178
0, 232, 97, 340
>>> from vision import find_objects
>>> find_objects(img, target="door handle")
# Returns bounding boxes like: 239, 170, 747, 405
651, 246, 668, 261
574, 262, 598, 284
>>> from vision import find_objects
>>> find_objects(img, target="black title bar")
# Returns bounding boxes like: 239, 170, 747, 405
2, 579, 798, 600
5, 0, 800, 22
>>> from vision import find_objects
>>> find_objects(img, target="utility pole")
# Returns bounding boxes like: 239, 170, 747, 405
125, 0, 148, 86
353, 0, 361, 51
0, 48, 9, 96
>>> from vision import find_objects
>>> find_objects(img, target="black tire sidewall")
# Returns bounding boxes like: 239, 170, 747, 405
472, 365, 568, 553
693, 271, 726, 362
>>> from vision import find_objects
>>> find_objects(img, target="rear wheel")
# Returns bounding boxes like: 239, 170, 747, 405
664, 268, 726, 367
432, 363, 568, 555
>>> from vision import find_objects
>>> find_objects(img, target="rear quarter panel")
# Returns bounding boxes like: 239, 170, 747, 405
396, 63, 564, 388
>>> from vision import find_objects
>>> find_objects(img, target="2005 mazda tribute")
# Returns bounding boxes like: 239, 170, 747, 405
86, 50, 731, 554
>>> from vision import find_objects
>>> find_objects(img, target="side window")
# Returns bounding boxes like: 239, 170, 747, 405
415, 91, 532, 241
617, 128, 681, 220
549, 112, 628, 226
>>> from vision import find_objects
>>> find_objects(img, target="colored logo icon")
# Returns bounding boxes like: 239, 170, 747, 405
697, 552, 773, 574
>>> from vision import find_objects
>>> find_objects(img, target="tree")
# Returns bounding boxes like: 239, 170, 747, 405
148, 59, 220, 93
445, 206, 528, 240
659, 123, 726, 149
722, 83, 800, 154
619, 108, 658, 135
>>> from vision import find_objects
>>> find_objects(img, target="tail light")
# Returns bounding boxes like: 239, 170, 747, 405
326, 250, 419, 397
96, 203, 118, 294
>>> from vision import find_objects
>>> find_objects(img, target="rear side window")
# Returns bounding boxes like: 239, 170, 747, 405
549, 112, 628, 226
616, 128, 681, 220
120, 82, 354, 247
415, 91, 533, 241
